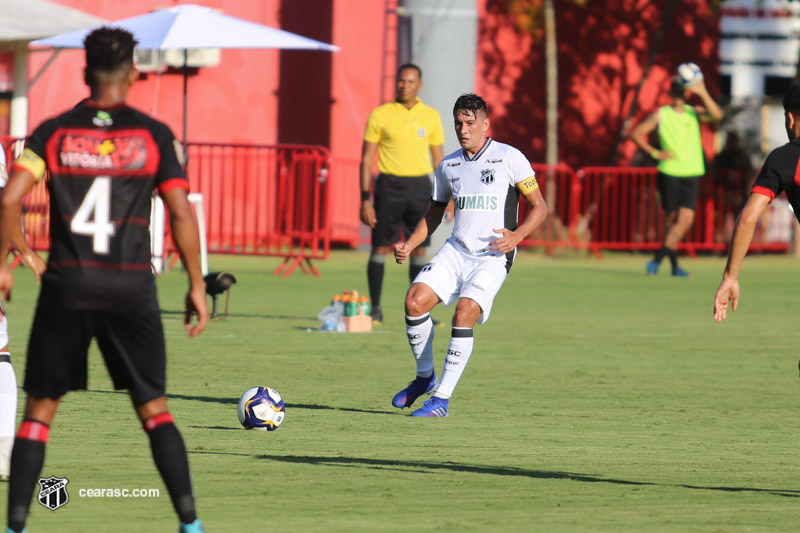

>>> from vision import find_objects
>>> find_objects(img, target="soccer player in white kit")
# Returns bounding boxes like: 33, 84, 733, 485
0, 146, 46, 480
393, 93, 547, 417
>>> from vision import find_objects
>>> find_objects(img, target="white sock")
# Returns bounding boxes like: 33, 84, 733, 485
0, 361, 17, 457
405, 314, 434, 378
434, 328, 474, 399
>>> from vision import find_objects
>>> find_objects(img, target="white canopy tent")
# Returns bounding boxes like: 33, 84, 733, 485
0, 0, 105, 138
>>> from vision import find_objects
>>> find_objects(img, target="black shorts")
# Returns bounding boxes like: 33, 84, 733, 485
656, 173, 700, 213
372, 173, 432, 248
24, 298, 167, 404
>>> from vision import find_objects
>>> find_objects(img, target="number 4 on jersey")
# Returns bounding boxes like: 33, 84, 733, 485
70, 176, 116, 254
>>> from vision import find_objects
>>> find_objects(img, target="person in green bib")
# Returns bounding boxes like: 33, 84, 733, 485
631, 75, 722, 277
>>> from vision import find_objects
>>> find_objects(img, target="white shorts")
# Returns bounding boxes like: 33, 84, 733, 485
413, 241, 508, 324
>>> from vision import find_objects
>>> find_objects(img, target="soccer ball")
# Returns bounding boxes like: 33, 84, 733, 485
677, 62, 703, 88
237, 387, 285, 431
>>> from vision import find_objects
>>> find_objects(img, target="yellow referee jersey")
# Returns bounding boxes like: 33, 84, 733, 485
363, 97, 445, 176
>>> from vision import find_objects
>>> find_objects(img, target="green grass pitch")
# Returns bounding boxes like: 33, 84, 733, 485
2, 250, 800, 532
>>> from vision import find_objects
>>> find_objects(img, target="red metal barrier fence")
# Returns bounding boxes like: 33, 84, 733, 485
1, 132, 790, 267
179, 143, 332, 276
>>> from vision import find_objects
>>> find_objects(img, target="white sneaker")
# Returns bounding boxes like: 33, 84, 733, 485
0, 449, 9, 481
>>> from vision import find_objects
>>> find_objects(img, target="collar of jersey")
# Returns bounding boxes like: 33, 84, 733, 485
393, 97, 422, 110
80, 98, 128, 111
462, 138, 493, 162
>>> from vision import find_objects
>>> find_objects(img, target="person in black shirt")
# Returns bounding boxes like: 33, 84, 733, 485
0, 28, 209, 533
714, 82, 800, 322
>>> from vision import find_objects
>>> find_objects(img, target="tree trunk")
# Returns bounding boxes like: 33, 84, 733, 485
544, 0, 558, 240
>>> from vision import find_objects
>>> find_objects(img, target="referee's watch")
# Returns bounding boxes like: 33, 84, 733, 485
361, 191, 370, 201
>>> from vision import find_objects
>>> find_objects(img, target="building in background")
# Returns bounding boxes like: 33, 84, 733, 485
720, 0, 800, 163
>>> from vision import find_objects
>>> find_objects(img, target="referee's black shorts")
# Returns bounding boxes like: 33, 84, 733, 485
372, 173, 433, 248
656, 172, 700, 213
24, 295, 167, 404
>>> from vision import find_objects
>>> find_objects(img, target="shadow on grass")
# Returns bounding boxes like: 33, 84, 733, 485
226, 454, 798, 498
161, 309, 314, 321
88, 390, 397, 416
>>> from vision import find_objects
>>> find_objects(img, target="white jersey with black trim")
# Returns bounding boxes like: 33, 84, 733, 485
0, 145, 7, 188
432, 138, 535, 269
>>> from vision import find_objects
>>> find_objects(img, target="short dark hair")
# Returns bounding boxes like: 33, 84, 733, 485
783, 81, 800, 114
396, 63, 422, 79
84, 27, 138, 76
669, 76, 685, 98
453, 93, 488, 118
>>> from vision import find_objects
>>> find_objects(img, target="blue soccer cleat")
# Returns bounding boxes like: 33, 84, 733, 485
392, 373, 436, 408
672, 266, 691, 278
180, 519, 204, 533
646, 260, 659, 276
7, 529, 28, 533
411, 396, 449, 417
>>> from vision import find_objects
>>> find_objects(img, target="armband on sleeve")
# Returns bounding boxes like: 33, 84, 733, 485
516, 176, 539, 195
13, 148, 47, 181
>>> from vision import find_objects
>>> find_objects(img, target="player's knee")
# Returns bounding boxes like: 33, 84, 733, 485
404, 284, 433, 316
135, 396, 169, 423
680, 211, 695, 226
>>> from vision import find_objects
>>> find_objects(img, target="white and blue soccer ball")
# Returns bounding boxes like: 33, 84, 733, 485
237, 386, 285, 431
677, 62, 703, 88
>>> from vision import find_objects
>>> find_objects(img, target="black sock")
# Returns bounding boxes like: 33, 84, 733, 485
7, 438, 46, 533
147, 422, 197, 524
666, 248, 678, 271
653, 247, 668, 264
367, 259, 385, 308
409, 263, 424, 284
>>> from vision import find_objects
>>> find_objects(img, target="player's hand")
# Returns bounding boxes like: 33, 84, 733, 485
185, 286, 209, 337
360, 200, 377, 228
654, 150, 675, 161
443, 200, 455, 224
686, 78, 708, 97
489, 228, 523, 254
0, 264, 14, 302
713, 277, 739, 323
20, 249, 46, 283
394, 242, 410, 264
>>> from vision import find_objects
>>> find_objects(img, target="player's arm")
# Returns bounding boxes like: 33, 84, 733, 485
629, 112, 672, 160
161, 187, 209, 337
394, 202, 447, 264
0, 165, 40, 297
429, 143, 455, 222
713, 192, 770, 322
688, 80, 723, 123
489, 177, 548, 254
359, 140, 379, 227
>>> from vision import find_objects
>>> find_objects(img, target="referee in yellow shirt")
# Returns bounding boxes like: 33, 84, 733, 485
360, 63, 445, 324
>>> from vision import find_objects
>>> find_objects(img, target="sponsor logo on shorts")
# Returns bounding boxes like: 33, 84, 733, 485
469, 282, 486, 291
480, 168, 495, 184
38, 476, 70, 511
421, 263, 434, 272
454, 194, 499, 211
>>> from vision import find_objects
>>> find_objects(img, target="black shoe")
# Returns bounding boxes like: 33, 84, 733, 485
370, 306, 383, 324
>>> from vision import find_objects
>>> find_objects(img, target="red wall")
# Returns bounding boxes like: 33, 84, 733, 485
31, 1, 285, 146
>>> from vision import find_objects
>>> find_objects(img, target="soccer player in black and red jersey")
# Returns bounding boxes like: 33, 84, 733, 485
0, 28, 209, 533
713, 81, 800, 322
